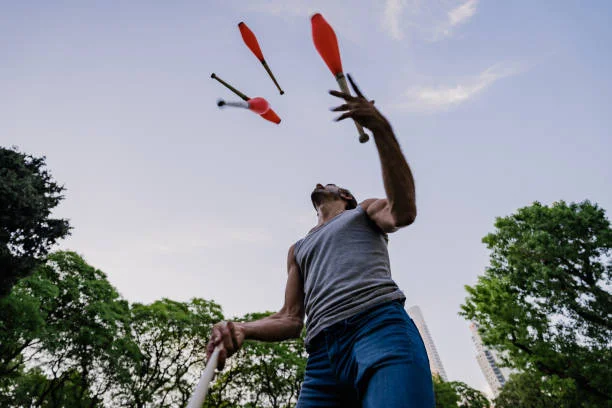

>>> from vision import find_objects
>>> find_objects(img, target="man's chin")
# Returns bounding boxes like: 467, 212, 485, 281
311, 191, 328, 207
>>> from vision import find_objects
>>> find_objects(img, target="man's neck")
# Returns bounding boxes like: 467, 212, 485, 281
315, 203, 346, 227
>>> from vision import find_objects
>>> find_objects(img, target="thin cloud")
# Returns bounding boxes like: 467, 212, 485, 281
235, 0, 479, 43
448, 0, 478, 27
431, 0, 479, 40
382, 0, 408, 40
379, 0, 478, 41
395, 63, 526, 112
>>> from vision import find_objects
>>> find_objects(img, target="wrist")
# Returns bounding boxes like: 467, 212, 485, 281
371, 117, 392, 135
234, 322, 249, 339
372, 124, 394, 141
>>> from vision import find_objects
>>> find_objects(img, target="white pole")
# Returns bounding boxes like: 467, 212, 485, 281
187, 346, 221, 408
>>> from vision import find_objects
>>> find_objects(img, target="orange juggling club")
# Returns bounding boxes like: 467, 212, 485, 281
238, 22, 285, 95
246, 97, 270, 114
311, 13, 369, 143
259, 107, 281, 124
211, 73, 281, 124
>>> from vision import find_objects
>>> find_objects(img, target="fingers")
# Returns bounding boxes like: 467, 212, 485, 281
334, 111, 353, 122
228, 321, 239, 352
328, 90, 355, 100
206, 342, 213, 360
218, 348, 227, 370
330, 103, 352, 112
211, 323, 228, 369
329, 75, 368, 103
219, 322, 234, 353
206, 325, 221, 361
328, 76, 384, 133
331, 99, 376, 112
334, 108, 375, 122
346, 74, 365, 98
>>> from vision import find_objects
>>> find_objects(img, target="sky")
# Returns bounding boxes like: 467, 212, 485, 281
2, 0, 611, 396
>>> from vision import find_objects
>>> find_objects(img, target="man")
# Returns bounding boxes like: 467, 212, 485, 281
207, 75, 434, 407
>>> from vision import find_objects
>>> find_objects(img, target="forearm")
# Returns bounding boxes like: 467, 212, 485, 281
236, 312, 303, 342
372, 125, 417, 224
328, 75, 416, 223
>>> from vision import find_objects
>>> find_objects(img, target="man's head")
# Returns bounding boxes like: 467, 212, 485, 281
311, 183, 357, 212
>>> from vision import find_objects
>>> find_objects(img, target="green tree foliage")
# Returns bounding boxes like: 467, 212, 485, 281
461, 200, 612, 406
494, 371, 581, 408
433, 375, 460, 407
0, 147, 70, 297
205, 312, 307, 408
0, 251, 133, 407
116, 298, 223, 407
433, 375, 490, 408
449, 381, 490, 408
0, 276, 46, 381
0, 251, 227, 407
7, 368, 97, 408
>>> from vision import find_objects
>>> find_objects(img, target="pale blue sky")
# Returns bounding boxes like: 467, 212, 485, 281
2, 0, 611, 395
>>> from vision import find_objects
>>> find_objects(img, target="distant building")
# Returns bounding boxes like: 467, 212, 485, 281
469, 323, 511, 397
407, 306, 448, 381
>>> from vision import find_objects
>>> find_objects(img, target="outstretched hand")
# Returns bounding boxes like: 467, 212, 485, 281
330, 74, 391, 134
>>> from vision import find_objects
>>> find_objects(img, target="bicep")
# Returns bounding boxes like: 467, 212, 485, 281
280, 245, 305, 321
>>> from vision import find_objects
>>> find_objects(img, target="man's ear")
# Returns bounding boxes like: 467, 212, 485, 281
338, 189, 353, 202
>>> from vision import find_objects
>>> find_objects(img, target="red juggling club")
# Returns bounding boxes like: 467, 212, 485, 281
238, 22, 285, 95
211, 73, 281, 124
217, 97, 270, 115
311, 13, 369, 143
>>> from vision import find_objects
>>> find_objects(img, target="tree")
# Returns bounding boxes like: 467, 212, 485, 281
461, 200, 612, 406
0, 251, 224, 407
494, 371, 580, 408
206, 312, 307, 408
115, 298, 223, 407
0, 251, 134, 407
5, 368, 97, 408
433, 375, 490, 408
450, 381, 490, 408
433, 375, 460, 407
0, 147, 70, 297
0, 276, 47, 381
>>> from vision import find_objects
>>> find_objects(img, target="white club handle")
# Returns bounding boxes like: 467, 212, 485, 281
217, 99, 249, 109
334, 73, 369, 143
187, 346, 221, 408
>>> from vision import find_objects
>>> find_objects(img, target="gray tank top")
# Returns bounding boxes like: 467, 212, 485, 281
294, 205, 405, 346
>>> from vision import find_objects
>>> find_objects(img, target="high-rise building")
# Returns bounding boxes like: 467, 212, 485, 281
407, 305, 448, 381
469, 323, 511, 397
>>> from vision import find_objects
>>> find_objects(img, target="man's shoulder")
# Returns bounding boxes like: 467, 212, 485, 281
359, 198, 378, 207
359, 198, 384, 213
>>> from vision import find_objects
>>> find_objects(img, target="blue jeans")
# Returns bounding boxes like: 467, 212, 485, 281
297, 300, 435, 407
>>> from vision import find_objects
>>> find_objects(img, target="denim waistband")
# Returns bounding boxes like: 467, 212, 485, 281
306, 299, 405, 352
